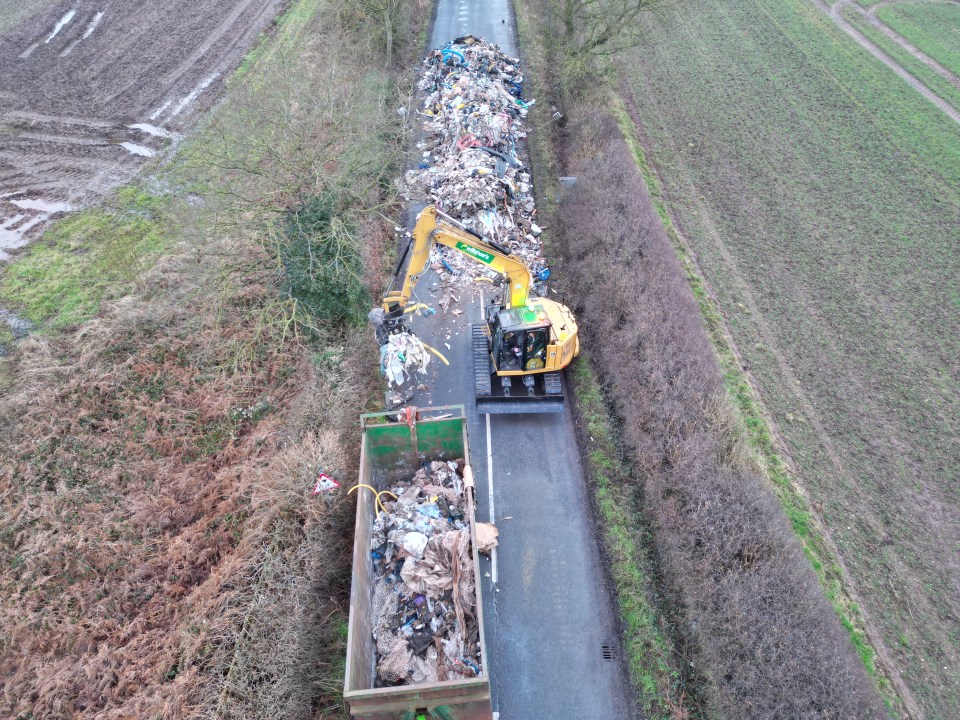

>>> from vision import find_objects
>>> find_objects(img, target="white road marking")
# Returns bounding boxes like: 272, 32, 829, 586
486, 412, 498, 584
46, 10, 76, 43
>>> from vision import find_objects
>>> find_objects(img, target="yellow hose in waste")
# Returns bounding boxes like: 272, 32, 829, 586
348, 484, 398, 514
421, 342, 450, 365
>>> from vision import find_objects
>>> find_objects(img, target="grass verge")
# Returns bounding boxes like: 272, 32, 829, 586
569, 354, 690, 719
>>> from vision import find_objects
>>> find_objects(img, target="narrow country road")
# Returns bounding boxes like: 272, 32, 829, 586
407, 3, 635, 718
431, 0, 516, 56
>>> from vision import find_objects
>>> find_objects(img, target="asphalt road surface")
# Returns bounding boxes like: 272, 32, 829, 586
408, 8, 633, 706
409, 9, 634, 720
430, 0, 517, 56
406, 276, 631, 719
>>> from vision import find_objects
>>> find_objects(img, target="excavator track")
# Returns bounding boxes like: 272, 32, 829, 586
473, 324, 493, 400
472, 323, 565, 415
543, 371, 563, 396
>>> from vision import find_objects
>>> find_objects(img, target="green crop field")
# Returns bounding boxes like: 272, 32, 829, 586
877, 1, 960, 78
619, 0, 960, 715
841, 5, 960, 113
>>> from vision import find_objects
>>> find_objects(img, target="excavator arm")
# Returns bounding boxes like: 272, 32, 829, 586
382, 205, 533, 315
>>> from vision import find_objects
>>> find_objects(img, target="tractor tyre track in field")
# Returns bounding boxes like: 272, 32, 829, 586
836, 0, 960, 90
813, 0, 960, 123
619, 81, 927, 720
867, 0, 960, 15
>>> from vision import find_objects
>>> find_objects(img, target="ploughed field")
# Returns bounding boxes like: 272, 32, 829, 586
621, 0, 960, 715
0, 0, 283, 259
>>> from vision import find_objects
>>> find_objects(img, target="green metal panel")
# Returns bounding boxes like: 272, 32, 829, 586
365, 423, 416, 475
358, 406, 467, 485
416, 418, 465, 460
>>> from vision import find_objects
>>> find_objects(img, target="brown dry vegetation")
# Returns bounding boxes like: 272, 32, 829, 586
551, 108, 889, 719
0, 0, 429, 717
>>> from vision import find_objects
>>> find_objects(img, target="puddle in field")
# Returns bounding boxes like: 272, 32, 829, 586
0, 215, 45, 260
0, 309, 32, 339
61, 11, 105, 56
0, 309, 32, 354
128, 123, 172, 139
1, 197, 75, 261
82, 11, 104, 39
168, 72, 220, 119
119, 142, 156, 157
10, 198, 74, 213
46, 9, 76, 43
149, 100, 171, 121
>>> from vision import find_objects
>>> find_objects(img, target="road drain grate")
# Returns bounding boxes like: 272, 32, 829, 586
601, 643, 616, 661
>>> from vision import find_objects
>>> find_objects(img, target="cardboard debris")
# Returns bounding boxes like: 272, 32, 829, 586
475, 522, 499, 554
370, 460, 482, 686
404, 36, 545, 290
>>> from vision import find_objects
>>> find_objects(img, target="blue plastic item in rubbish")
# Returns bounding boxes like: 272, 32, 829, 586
441, 48, 466, 66
418, 504, 442, 519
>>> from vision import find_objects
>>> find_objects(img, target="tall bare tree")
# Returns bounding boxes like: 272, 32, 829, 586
552, 0, 665, 72
346, 0, 408, 66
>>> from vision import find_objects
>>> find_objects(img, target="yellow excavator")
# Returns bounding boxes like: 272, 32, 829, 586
378, 205, 579, 414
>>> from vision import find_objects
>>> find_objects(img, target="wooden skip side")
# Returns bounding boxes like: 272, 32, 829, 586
344, 406, 493, 720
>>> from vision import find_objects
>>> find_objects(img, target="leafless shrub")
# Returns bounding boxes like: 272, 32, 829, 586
555, 110, 888, 718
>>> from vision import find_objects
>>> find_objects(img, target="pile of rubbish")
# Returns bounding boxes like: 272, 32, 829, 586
405, 35, 544, 282
379, 330, 431, 388
370, 460, 482, 686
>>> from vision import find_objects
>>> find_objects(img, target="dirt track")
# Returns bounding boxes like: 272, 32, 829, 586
813, 0, 960, 126
0, 0, 284, 259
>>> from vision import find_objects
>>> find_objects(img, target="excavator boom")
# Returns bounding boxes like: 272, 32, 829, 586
382, 206, 533, 314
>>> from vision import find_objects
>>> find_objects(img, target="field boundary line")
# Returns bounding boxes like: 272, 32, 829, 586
610, 83, 923, 720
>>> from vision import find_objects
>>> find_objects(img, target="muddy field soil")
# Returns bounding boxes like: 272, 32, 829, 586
0, 0, 284, 259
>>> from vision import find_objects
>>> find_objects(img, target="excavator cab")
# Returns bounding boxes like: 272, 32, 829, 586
491, 311, 550, 372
